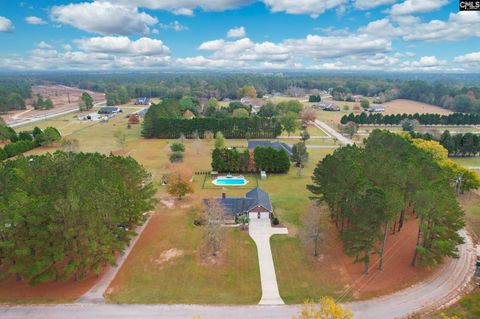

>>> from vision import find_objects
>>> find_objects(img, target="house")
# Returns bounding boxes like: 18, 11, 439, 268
98, 106, 121, 114
240, 97, 266, 108
212, 187, 274, 220
368, 105, 385, 113
78, 113, 101, 121
134, 97, 151, 105
248, 140, 293, 156
182, 110, 195, 119
318, 103, 340, 111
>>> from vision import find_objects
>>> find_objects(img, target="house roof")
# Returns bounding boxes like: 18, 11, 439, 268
247, 140, 293, 156
208, 187, 273, 216
99, 106, 120, 114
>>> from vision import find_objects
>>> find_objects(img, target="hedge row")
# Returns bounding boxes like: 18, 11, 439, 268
341, 112, 480, 125
142, 117, 282, 139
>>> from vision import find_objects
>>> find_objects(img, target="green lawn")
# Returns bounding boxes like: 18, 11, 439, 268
451, 157, 480, 167
271, 236, 349, 304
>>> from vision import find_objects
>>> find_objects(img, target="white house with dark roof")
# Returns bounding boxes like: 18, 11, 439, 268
206, 187, 273, 221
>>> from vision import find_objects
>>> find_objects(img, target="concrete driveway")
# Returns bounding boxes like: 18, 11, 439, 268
248, 218, 288, 305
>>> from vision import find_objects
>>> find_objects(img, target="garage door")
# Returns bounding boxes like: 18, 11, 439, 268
249, 212, 258, 220
260, 212, 269, 219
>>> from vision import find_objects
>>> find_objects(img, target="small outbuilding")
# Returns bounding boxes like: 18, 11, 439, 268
98, 106, 121, 114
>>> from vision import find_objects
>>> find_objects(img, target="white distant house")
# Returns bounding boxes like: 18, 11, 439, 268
368, 105, 385, 113
98, 106, 121, 114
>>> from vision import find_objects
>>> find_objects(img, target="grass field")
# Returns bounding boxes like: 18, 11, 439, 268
271, 235, 348, 304
106, 207, 261, 304
451, 157, 480, 167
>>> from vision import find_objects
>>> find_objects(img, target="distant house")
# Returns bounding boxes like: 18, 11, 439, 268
207, 187, 273, 221
182, 110, 196, 119
352, 95, 364, 102
318, 103, 340, 111
134, 97, 151, 105
98, 106, 121, 114
248, 140, 293, 156
78, 113, 101, 121
240, 97, 266, 108
368, 105, 385, 113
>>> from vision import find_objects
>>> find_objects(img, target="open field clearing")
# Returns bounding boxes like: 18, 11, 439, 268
451, 157, 480, 167
383, 99, 453, 115
315, 98, 455, 127
106, 207, 261, 304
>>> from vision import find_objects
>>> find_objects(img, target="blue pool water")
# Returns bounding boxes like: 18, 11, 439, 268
213, 178, 248, 186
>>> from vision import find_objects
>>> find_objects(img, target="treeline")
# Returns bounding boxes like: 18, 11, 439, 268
0, 152, 156, 285
0, 126, 61, 160
144, 117, 282, 139
308, 130, 472, 273
413, 130, 480, 157
341, 112, 480, 125
142, 99, 282, 139
45, 73, 480, 113
0, 83, 31, 113
211, 147, 290, 173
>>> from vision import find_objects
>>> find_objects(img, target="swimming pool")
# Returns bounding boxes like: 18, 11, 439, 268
212, 176, 248, 186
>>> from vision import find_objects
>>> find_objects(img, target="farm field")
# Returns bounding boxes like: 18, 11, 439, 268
315, 98, 455, 127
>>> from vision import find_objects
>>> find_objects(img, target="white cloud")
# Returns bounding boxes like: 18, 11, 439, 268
159, 21, 188, 31
0, 16, 14, 32
401, 11, 480, 41
25, 16, 47, 25
282, 34, 391, 59
354, 0, 396, 10
37, 41, 52, 49
75, 36, 170, 56
227, 26, 246, 38
454, 52, 480, 63
263, 0, 347, 18
50, 1, 158, 35
403, 55, 446, 68
176, 56, 245, 69
390, 0, 448, 16
111, 0, 253, 14
359, 18, 402, 38
199, 37, 290, 62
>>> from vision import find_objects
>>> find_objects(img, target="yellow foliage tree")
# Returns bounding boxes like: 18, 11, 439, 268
293, 297, 353, 319
398, 132, 480, 193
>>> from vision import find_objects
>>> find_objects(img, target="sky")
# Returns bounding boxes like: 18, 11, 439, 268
0, 0, 479, 72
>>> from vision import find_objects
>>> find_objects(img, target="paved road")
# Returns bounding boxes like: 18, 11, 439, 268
8, 101, 106, 128
313, 120, 354, 145
249, 219, 288, 305
0, 230, 475, 318
78, 213, 153, 303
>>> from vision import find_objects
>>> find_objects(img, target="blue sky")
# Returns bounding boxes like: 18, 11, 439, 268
0, 0, 479, 72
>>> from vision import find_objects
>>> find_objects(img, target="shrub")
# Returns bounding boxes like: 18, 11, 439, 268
272, 216, 280, 225
170, 142, 185, 152
169, 151, 184, 163
18, 131, 33, 141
